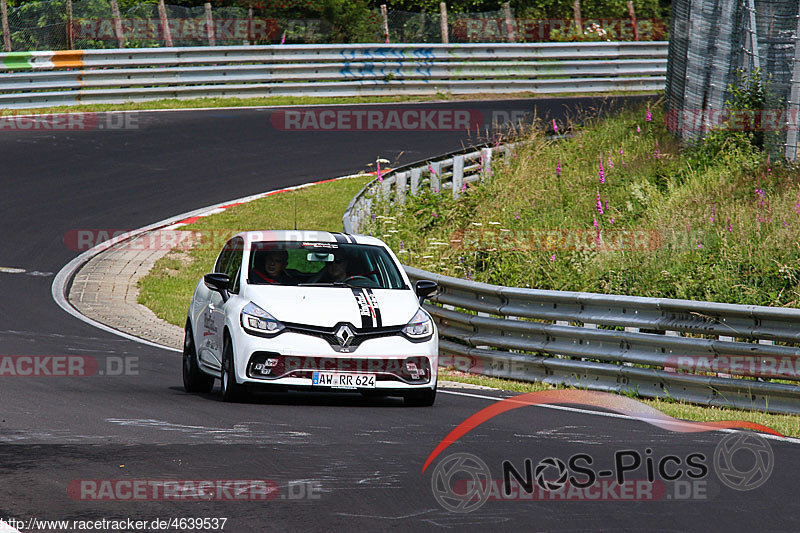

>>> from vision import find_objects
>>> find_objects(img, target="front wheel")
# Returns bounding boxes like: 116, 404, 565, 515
183, 322, 215, 393
220, 337, 246, 402
404, 387, 436, 407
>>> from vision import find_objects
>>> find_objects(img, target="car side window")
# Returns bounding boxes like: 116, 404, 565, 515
214, 240, 236, 274
226, 237, 244, 294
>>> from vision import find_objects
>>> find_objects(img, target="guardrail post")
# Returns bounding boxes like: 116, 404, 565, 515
429, 161, 441, 192
158, 0, 173, 47
410, 168, 421, 197
110, 0, 125, 48
452, 155, 464, 198
204, 2, 216, 46
396, 171, 408, 204
480, 147, 492, 180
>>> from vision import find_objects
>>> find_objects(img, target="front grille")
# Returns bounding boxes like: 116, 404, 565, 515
283, 322, 403, 349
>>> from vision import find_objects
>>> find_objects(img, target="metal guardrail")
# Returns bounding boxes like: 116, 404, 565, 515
0, 42, 667, 108
343, 144, 800, 415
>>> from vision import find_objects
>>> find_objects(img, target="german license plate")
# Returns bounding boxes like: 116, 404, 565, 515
312, 372, 376, 389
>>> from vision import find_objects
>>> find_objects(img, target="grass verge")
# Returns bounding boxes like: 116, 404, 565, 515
1, 91, 657, 116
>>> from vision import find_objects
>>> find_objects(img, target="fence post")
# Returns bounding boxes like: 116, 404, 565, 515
439, 2, 448, 44
503, 2, 515, 43
66, 0, 74, 50
452, 155, 464, 198
626, 1, 639, 41
110, 0, 125, 48
396, 171, 408, 204
572, 0, 582, 34
480, 147, 492, 180
785, 2, 800, 160
410, 167, 421, 196
204, 2, 216, 46
158, 0, 173, 47
247, 5, 254, 44
0, 0, 9, 52
380, 4, 389, 43
429, 161, 441, 192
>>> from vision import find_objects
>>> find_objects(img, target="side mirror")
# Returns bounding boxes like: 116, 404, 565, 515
414, 279, 438, 304
204, 273, 231, 301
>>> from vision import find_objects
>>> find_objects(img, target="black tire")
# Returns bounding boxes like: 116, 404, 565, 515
220, 337, 246, 402
183, 321, 215, 393
404, 387, 436, 407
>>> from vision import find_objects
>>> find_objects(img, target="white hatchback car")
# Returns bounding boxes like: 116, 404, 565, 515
183, 230, 439, 405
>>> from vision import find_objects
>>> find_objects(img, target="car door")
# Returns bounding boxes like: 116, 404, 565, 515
208, 236, 245, 369
196, 239, 236, 371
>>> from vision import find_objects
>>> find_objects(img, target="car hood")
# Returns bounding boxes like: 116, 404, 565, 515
243, 285, 419, 328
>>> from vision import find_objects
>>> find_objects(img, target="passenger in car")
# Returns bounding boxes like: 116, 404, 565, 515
254, 249, 294, 284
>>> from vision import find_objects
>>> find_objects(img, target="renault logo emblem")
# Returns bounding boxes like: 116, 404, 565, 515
335, 325, 355, 347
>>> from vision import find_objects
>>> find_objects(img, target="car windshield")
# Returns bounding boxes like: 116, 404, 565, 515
247, 241, 407, 289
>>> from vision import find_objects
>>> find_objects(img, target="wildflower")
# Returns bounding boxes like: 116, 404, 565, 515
646, 106, 652, 123
608, 155, 614, 169
432, 213, 438, 218
596, 192, 604, 214
514, 212, 520, 220
556, 157, 561, 176
400, 241, 404, 249
552, 119, 558, 134
599, 158, 605, 183
610, 217, 614, 224
711, 205, 715, 224
653, 140, 661, 159
697, 242, 703, 249
636, 125, 641, 133
784, 222, 790, 228
550, 253, 556, 261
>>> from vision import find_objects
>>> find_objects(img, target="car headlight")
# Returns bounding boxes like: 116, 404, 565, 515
241, 301, 285, 336
402, 308, 434, 340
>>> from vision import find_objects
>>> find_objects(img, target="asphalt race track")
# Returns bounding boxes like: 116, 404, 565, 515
1, 96, 798, 532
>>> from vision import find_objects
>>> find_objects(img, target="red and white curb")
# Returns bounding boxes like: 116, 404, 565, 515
51, 171, 380, 352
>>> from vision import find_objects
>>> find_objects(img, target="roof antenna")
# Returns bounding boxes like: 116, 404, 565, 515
293, 196, 297, 230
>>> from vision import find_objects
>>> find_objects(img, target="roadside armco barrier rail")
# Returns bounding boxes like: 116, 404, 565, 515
0, 42, 666, 109
343, 144, 800, 415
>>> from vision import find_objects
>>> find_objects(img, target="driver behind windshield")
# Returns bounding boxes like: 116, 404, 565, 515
315, 250, 350, 283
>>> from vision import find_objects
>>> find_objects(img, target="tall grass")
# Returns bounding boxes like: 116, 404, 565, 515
367, 102, 800, 307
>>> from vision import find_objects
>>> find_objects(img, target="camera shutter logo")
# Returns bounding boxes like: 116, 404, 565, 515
534, 457, 569, 491
430, 453, 491, 513
714, 431, 773, 491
